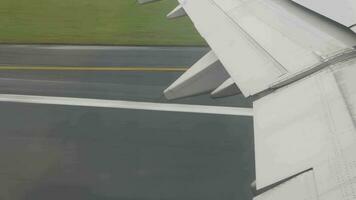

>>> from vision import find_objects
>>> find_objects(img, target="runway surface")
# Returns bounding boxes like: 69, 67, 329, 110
0, 45, 254, 200
0, 45, 208, 67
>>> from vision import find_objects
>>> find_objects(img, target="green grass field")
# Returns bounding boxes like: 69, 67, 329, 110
0, 0, 204, 46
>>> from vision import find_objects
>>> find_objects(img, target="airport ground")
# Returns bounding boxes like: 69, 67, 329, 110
0, 0, 203, 46
0, 45, 254, 200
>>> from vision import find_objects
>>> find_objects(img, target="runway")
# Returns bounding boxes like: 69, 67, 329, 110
0, 45, 254, 200
0, 45, 208, 67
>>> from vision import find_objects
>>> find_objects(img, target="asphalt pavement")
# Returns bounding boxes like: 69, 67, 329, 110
0, 45, 254, 200
0, 45, 208, 67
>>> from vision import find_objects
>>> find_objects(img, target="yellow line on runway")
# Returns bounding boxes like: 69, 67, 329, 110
0, 66, 188, 72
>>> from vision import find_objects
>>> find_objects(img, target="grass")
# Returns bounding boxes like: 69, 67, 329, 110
0, 0, 204, 46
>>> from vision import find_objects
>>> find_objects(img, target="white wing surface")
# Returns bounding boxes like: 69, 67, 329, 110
292, 0, 356, 32
254, 60, 356, 199
166, 0, 356, 97
139, 0, 356, 199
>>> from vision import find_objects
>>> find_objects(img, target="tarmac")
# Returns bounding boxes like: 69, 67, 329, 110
0, 45, 254, 200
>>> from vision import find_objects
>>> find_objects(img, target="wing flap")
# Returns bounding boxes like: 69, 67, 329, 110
177, 0, 287, 97
215, 0, 356, 74
176, 0, 356, 97
254, 64, 356, 189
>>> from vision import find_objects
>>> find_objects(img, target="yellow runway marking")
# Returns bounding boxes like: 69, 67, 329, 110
0, 66, 188, 72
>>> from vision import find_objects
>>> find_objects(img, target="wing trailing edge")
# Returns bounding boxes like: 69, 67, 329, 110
136, 1, 356, 200
172, 0, 356, 97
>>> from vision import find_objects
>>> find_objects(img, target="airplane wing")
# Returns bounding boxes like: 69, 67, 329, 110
292, 0, 356, 32
139, 0, 356, 199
